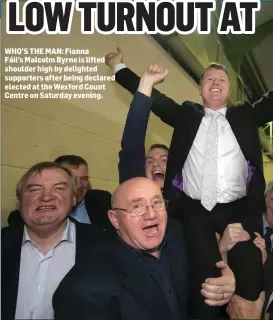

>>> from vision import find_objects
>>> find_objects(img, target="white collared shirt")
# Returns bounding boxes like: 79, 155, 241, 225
182, 107, 248, 202
15, 220, 76, 319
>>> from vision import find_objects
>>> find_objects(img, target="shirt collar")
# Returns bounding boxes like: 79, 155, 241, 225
204, 106, 227, 117
77, 199, 85, 208
22, 219, 74, 247
71, 199, 85, 213
263, 214, 270, 234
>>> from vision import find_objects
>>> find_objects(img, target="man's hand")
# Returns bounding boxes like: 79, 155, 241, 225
218, 223, 250, 263
138, 64, 168, 97
105, 47, 124, 70
253, 232, 267, 264
201, 261, 236, 306
226, 292, 265, 319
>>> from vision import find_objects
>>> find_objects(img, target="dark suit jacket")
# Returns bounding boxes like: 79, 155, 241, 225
7, 189, 114, 234
119, 91, 153, 183
53, 219, 188, 320
1, 220, 103, 320
263, 250, 273, 318
84, 189, 114, 234
115, 68, 273, 228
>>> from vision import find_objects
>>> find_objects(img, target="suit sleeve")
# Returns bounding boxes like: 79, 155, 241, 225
53, 273, 120, 320
119, 91, 152, 184
115, 67, 179, 127
253, 90, 273, 127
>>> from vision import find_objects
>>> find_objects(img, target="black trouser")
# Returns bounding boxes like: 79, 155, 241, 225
176, 193, 263, 319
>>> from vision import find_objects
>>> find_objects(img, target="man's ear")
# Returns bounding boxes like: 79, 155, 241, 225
73, 195, 77, 207
108, 210, 119, 230
16, 199, 20, 210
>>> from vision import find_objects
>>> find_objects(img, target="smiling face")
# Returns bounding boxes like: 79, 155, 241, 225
61, 164, 91, 204
145, 147, 168, 190
19, 168, 76, 231
108, 178, 167, 257
200, 67, 230, 110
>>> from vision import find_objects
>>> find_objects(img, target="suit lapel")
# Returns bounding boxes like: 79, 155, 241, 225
2, 225, 24, 320
115, 241, 172, 320
74, 222, 91, 262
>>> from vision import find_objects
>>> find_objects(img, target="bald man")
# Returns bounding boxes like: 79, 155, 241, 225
53, 178, 235, 320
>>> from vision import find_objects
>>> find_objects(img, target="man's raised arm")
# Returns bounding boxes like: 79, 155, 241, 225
105, 48, 179, 127
119, 65, 169, 183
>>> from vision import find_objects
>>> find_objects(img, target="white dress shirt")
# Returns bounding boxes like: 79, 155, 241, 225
15, 220, 76, 319
182, 107, 248, 202
113, 64, 248, 203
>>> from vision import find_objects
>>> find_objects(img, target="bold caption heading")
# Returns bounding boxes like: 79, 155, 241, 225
6, 0, 261, 35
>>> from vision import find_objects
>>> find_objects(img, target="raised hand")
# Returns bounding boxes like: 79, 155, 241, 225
105, 47, 124, 70
202, 261, 236, 307
253, 232, 267, 264
218, 223, 250, 263
141, 64, 169, 86
138, 64, 169, 97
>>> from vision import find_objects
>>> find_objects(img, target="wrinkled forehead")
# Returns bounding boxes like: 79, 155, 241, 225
146, 148, 168, 160
26, 168, 71, 186
115, 180, 163, 206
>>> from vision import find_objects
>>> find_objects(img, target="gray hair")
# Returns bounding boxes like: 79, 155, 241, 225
265, 181, 273, 198
16, 161, 76, 200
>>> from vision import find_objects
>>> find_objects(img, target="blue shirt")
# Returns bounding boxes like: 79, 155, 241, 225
70, 200, 91, 224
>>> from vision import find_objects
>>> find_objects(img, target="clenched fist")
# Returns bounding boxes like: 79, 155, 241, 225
105, 47, 124, 70
138, 64, 169, 97
141, 64, 169, 86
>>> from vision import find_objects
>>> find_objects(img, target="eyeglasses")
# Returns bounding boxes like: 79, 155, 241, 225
113, 199, 166, 217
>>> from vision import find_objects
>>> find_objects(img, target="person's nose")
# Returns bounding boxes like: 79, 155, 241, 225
143, 204, 157, 220
75, 178, 83, 189
39, 188, 55, 202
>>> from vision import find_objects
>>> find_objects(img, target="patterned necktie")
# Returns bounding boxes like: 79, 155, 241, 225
265, 226, 273, 253
201, 112, 221, 211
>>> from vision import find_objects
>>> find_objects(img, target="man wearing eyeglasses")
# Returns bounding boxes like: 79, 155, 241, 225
53, 177, 235, 320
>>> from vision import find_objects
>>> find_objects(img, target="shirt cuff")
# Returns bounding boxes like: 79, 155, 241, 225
113, 63, 127, 74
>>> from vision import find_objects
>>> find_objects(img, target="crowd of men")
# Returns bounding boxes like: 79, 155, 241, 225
1, 48, 273, 320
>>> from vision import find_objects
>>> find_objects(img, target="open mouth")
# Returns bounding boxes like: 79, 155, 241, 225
143, 224, 159, 235
36, 205, 56, 211
210, 88, 221, 92
152, 171, 165, 180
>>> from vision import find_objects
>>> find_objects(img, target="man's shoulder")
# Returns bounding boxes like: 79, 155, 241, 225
85, 189, 112, 200
57, 238, 122, 292
1, 223, 24, 254
73, 219, 105, 240
84, 189, 112, 209
230, 99, 253, 110
167, 218, 183, 235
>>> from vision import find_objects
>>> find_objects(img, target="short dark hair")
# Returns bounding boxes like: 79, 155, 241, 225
200, 63, 229, 82
54, 155, 88, 168
148, 144, 169, 152
16, 161, 75, 200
